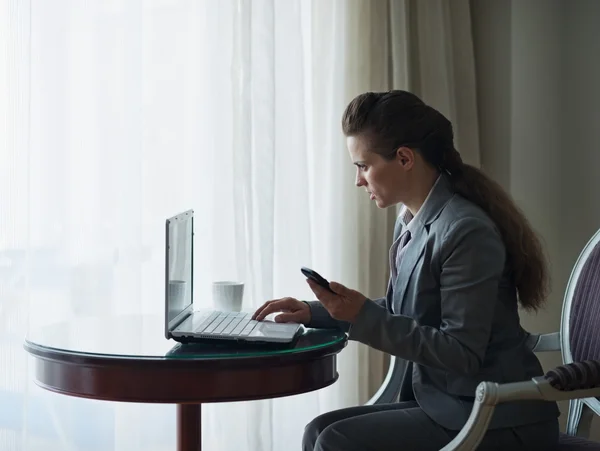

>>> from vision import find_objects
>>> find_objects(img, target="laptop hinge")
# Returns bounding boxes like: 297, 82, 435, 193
168, 304, 194, 336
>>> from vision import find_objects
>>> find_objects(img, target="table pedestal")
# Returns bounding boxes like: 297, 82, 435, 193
178, 404, 202, 451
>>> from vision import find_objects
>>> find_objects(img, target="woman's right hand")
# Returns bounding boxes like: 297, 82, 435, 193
251, 297, 311, 325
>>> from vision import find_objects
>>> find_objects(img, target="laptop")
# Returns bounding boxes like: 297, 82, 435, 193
164, 209, 304, 344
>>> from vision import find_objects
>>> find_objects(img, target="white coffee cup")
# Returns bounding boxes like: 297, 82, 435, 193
212, 281, 244, 312
168, 280, 187, 308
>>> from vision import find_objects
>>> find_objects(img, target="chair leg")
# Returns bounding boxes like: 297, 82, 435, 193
566, 399, 594, 438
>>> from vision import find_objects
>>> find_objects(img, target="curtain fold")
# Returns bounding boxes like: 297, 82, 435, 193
392, 0, 481, 166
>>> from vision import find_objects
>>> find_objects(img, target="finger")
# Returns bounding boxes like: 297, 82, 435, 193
329, 281, 366, 303
306, 278, 324, 298
252, 300, 275, 320
254, 300, 280, 320
306, 279, 338, 305
253, 298, 291, 319
274, 311, 304, 323
255, 298, 295, 321
329, 281, 352, 297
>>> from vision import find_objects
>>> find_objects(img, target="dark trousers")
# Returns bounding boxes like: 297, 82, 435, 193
302, 401, 559, 451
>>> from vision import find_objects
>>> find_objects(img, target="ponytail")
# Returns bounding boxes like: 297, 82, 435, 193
446, 151, 549, 311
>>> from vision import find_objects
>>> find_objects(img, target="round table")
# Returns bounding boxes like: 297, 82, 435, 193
23, 315, 347, 451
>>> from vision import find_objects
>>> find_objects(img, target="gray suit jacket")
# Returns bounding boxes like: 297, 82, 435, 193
307, 175, 560, 430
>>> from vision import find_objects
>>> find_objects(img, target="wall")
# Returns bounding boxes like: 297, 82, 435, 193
471, 0, 600, 439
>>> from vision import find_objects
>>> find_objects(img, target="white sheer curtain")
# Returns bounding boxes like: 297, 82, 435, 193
0, 1, 394, 450
1, 0, 480, 449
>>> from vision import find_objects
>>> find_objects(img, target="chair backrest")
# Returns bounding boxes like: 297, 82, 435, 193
561, 227, 600, 413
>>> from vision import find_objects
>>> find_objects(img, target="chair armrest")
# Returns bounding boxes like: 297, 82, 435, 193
525, 331, 561, 352
365, 355, 404, 405
441, 360, 600, 451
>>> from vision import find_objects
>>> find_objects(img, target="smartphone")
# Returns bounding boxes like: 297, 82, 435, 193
301, 267, 334, 293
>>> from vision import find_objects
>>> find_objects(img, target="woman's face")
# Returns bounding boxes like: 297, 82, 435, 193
347, 135, 413, 209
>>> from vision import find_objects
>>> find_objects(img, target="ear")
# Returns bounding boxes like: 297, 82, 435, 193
395, 146, 415, 170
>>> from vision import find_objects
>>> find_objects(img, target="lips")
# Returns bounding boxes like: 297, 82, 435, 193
369, 193, 375, 200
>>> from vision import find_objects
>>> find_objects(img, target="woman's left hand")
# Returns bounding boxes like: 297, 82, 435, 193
306, 278, 368, 323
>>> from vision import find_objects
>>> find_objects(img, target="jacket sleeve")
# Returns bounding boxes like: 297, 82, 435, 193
348, 217, 505, 376
305, 297, 387, 331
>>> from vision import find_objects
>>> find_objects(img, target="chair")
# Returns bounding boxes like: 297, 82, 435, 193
368, 227, 600, 450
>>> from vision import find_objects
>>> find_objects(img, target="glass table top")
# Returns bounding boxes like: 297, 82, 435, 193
24, 313, 347, 360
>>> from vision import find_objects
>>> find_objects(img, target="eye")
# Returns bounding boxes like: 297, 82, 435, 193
356, 164, 367, 170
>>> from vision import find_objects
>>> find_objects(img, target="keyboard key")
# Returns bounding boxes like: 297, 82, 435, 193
214, 317, 235, 334
223, 318, 243, 335
239, 320, 258, 337
231, 320, 248, 336
194, 312, 220, 333
203, 316, 228, 334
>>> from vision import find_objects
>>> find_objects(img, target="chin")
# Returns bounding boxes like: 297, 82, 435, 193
375, 198, 398, 209
374, 198, 389, 209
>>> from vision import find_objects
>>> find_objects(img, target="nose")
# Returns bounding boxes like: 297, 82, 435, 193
355, 170, 365, 187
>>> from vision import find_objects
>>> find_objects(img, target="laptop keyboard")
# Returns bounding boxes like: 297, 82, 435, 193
193, 311, 258, 337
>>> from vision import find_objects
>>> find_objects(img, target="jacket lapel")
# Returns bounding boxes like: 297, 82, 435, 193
393, 223, 427, 314
392, 175, 454, 315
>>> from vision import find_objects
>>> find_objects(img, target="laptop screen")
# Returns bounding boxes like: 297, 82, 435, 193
165, 210, 194, 334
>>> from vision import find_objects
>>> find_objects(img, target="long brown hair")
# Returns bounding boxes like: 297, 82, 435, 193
342, 90, 549, 311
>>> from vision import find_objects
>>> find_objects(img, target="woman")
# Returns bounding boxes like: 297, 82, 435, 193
253, 90, 560, 451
